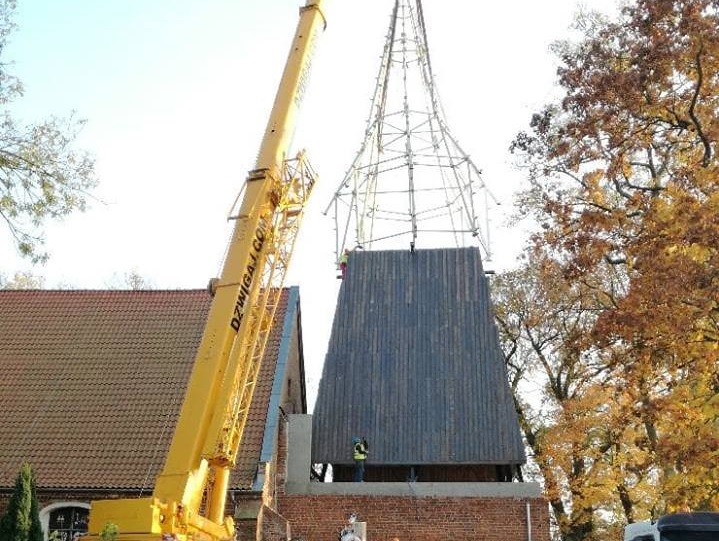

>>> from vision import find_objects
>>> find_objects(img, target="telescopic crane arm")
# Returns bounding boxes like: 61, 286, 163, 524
85, 2, 327, 540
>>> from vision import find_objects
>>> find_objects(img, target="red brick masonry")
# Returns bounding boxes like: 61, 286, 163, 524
279, 494, 550, 541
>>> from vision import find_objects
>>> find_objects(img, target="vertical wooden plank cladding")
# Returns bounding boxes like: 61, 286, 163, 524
312, 248, 525, 467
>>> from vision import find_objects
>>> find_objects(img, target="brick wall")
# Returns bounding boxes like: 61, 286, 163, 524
275, 417, 288, 496
279, 494, 550, 541
261, 505, 291, 541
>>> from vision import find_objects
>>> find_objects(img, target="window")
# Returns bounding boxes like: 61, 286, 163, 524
40, 503, 89, 541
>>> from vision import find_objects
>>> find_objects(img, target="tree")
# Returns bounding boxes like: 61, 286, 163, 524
0, 462, 43, 541
0, 0, 97, 263
493, 252, 629, 541
105, 268, 154, 290
0, 269, 154, 289
0, 270, 44, 289
503, 0, 719, 537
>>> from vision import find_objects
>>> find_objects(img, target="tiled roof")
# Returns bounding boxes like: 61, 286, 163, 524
0, 288, 294, 490
312, 248, 526, 466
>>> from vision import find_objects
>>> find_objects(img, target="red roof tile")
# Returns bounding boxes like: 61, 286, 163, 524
0, 289, 293, 491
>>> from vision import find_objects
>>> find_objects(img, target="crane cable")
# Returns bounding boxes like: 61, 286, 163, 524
139, 391, 180, 496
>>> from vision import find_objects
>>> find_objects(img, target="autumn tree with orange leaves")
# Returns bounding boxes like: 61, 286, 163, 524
494, 256, 627, 541
495, 1, 719, 539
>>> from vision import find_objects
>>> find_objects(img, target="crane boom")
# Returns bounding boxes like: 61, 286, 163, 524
85, 2, 327, 540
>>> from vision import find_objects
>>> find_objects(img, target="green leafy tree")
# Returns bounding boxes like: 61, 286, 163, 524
0, 0, 97, 263
0, 462, 43, 541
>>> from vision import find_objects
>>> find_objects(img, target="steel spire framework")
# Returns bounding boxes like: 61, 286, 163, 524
325, 0, 496, 260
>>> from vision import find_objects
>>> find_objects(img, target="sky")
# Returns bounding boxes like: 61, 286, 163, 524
1, 0, 616, 406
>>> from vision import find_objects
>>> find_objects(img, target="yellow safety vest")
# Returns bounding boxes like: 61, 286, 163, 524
353, 442, 367, 460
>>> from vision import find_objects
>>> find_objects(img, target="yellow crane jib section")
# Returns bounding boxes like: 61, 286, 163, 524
205, 152, 317, 468
201, 153, 317, 526
85, 0, 327, 539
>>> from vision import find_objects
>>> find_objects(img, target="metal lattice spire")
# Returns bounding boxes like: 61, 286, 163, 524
325, 0, 496, 260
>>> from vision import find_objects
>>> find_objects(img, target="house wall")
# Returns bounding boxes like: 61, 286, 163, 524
282, 415, 551, 541
0, 490, 138, 541
283, 321, 305, 415
0, 491, 92, 516
279, 494, 550, 541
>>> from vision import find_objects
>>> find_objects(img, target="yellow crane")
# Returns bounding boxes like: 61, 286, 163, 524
85, 1, 327, 539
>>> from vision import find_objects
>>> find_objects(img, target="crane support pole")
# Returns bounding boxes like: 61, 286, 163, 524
256, 1, 327, 170
85, 2, 328, 540
208, 468, 230, 525
155, 0, 327, 514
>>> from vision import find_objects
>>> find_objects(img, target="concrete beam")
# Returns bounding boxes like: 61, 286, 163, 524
286, 414, 313, 493
294, 480, 542, 497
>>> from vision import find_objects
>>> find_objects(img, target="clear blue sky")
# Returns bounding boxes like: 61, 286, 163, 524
2, 0, 615, 404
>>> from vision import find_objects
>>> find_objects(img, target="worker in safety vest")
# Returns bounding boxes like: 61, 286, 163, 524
352, 437, 368, 482
339, 248, 351, 279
